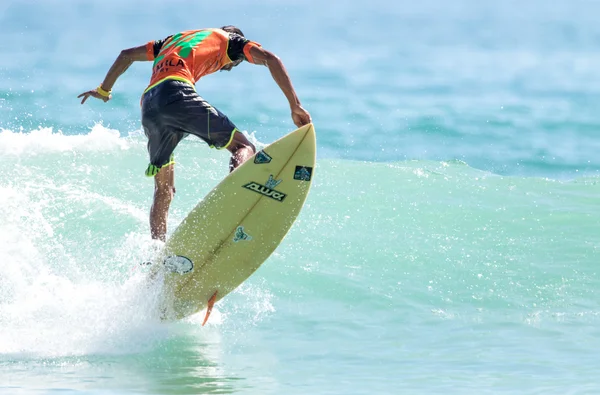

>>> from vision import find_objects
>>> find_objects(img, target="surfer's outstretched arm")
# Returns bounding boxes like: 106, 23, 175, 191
247, 46, 312, 128
77, 45, 150, 104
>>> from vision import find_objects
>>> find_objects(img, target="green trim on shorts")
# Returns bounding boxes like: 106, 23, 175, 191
145, 154, 175, 177
210, 128, 237, 150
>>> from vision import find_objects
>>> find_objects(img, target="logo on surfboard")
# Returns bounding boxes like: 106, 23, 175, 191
294, 166, 313, 181
254, 150, 272, 164
243, 175, 286, 202
233, 226, 252, 242
163, 255, 194, 274
265, 174, 282, 189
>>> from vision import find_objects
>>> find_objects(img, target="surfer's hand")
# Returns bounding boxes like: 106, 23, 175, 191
291, 105, 312, 128
77, 89, 111, 104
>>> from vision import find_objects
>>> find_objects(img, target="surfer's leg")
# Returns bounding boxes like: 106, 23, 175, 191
226, 131, 256, 172
143, 123, 182, 241
141, 80, 189, 241
150, 163, 174, 242
142, 112, 181, 241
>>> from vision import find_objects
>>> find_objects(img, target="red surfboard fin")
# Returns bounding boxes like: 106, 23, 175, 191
202, 291, 218, 326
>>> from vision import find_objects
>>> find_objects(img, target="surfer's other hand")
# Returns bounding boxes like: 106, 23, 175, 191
291, 105, 312, 128
77, 89, 111, 104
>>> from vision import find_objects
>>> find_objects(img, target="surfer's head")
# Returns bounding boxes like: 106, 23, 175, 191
221, 25, 244, 37
220, 25, 246, 72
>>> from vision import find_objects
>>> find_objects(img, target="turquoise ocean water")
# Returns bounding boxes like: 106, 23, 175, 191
1, 0, 600, 394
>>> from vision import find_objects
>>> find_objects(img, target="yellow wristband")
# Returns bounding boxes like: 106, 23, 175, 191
96, 85, 111, 97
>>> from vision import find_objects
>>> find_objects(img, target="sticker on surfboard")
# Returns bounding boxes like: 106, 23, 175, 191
254, 150, 272, 164
243, 175, 286, 202
163, 255, 194, 274
294, 166, 313, 181
233, 226, 252, 242
265, 175, 282, 189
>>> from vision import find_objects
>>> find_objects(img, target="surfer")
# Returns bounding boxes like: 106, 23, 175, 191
78, 26, 312, 241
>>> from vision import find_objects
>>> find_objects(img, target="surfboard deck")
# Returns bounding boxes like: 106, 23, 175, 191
147, 123, 316, 321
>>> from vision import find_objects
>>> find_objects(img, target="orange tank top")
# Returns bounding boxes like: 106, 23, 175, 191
143, 29, 235, 92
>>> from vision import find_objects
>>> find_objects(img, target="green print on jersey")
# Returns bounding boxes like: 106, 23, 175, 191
154, 30, 213, 65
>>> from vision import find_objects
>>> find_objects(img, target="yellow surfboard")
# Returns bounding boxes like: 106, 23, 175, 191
148, 123, 316, 322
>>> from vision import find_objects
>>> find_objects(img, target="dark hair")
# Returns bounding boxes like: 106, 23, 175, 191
220, 25, 245, 37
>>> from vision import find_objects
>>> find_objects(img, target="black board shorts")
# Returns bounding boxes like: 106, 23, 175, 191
141, 79, 239, 176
